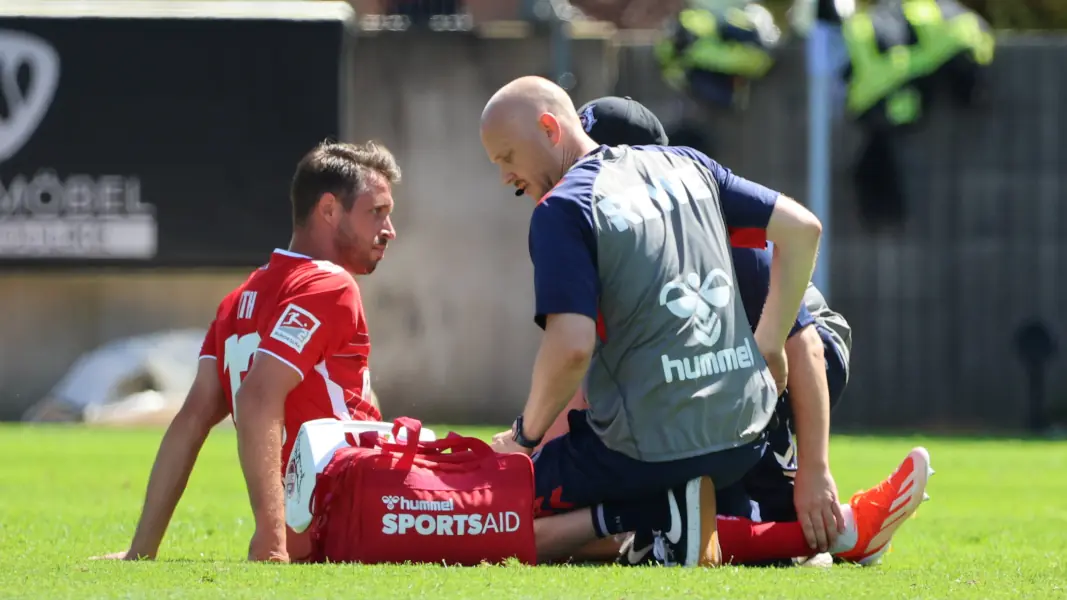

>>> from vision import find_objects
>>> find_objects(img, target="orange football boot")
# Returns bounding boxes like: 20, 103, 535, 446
836, 447, 933, 565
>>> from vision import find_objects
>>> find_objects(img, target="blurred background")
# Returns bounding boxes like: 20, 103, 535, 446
1, 0, 1064, 435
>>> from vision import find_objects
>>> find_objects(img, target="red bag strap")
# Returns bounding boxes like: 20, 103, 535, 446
384, 416, 424, 470
378, 420, 496, 469
391, 416, 423, 443
414, 433, 495, 458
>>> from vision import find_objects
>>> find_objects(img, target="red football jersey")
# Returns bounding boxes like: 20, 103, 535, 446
199, 249, 381, 466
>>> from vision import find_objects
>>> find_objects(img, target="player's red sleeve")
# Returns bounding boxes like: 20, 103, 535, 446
256, 274, 360, 379
199, 320, 218, 360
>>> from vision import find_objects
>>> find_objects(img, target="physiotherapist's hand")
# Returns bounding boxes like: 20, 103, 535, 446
793, 464, 845, 552
490, 430, 533, 456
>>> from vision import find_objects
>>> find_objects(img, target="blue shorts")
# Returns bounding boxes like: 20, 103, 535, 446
532, 409, 768, 516
723, 326, 850, 522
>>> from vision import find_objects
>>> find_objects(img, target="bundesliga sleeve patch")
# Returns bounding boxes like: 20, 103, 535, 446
270, 303, 322, 353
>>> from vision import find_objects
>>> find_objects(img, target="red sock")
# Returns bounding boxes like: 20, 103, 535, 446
716, 516, 815, 565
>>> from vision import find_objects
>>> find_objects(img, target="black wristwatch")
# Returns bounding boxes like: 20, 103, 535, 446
511, 415, 543, 449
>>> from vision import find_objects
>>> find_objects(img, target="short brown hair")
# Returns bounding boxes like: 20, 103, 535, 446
290, 140, 402, 227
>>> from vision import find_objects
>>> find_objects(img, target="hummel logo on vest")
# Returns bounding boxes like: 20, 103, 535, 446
658, 269, 756, 383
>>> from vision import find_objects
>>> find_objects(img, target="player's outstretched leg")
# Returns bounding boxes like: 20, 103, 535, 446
617, 447, 933, 567
833, 446, 934, 565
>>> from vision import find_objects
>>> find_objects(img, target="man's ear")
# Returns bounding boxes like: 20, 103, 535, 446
317, 193, 341, 226
538, 113, 563, 145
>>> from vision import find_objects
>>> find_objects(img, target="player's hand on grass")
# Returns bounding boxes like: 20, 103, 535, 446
490, 430, 533, 456
793, 465, 845, 552
90, 550, 149, 561
89, 551, 127, 560
247, 529, 290, 563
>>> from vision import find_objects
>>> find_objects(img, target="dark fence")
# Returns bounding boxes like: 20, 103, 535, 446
616, 36, 1067, 432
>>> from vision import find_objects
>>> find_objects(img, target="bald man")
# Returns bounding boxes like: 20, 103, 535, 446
479, 77, 930, 568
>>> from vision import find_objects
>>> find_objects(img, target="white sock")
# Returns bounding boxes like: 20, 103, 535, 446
829, 503, 858, 554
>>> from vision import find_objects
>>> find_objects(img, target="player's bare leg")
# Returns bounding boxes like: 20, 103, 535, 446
534, 510, 601, 563
562, 537, 627, 563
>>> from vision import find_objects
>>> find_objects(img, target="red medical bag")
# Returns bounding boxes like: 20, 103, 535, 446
308, 417, 537, 565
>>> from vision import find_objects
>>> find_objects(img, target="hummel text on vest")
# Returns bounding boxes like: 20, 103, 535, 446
661, 338, 755, 383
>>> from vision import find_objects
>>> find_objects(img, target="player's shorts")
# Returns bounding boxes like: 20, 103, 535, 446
730, 325, 851, 522
532, 408, 769, 517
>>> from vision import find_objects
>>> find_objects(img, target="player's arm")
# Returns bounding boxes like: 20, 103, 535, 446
785, 318, 845, 551
238, 279, 359, 562
105, 334, 229, 560
785, 310, 829, 471
787, 323, 845, 549
734, 247, 842, 550
233, 352, 301, 563
503, 194, 599, 451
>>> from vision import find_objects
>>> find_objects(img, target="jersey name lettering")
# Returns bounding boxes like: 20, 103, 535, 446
237, 291, 257, 320
596, 165, 712, 232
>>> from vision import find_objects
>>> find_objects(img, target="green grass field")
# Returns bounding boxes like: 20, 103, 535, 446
1, 425, 1065, 599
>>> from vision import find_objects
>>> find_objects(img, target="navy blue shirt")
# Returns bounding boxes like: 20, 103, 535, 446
528, 145, 812, 336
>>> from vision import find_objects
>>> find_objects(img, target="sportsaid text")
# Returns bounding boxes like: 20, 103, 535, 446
381, 512, 522, 536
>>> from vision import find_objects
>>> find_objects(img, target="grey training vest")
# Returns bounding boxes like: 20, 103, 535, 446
584, 146, 777, 462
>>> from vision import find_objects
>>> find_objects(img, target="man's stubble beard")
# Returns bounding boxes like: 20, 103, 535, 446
335, 227, 374, 275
